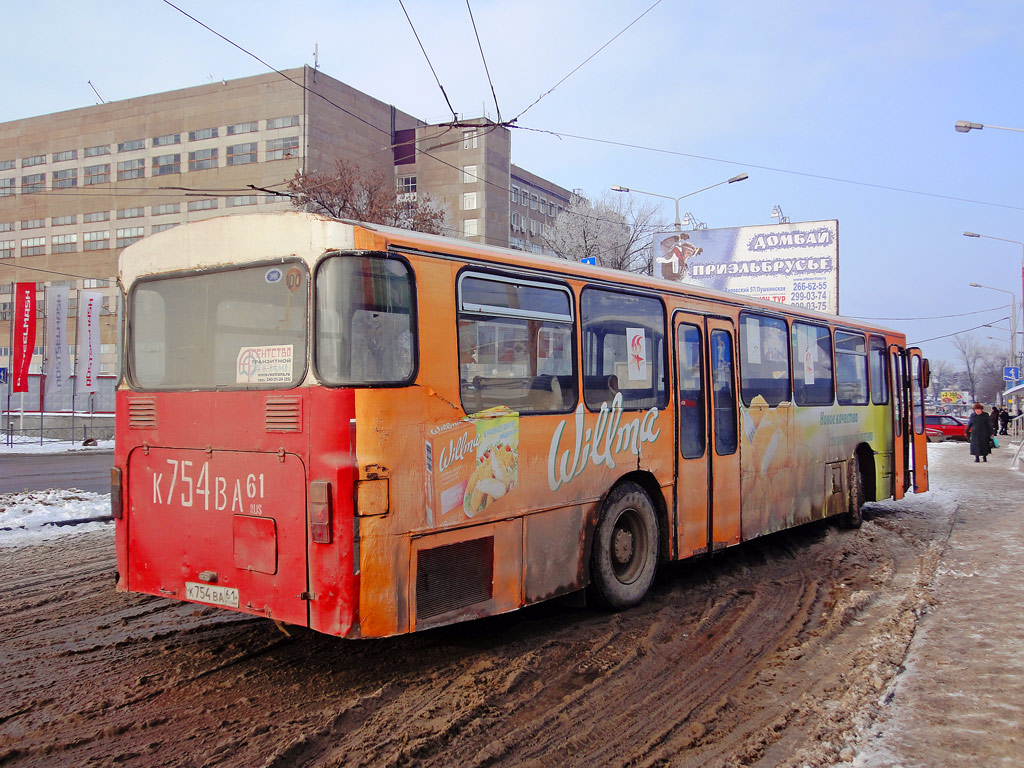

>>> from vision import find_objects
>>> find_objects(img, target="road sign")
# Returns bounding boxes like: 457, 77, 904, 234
1005, 366, 1021, 381
0, 367, 7, 385
580, 257, 597, 265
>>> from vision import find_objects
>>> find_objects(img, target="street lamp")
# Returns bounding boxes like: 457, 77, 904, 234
963, 232, 1024, 358
954, 120, 1024, 134
611, 173, 748, 230
969, 281, 1019, 374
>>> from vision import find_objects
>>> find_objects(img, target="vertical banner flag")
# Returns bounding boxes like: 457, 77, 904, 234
44, 284, 71, 396
74, 290, 102, 395
12, 282, 37, 393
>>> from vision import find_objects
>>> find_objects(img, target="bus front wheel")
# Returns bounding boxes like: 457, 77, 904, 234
589, 482, 659, 610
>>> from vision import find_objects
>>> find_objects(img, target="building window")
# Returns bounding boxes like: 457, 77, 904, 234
509, 236, 525, 250
227, 121, 258, 135
152, 133, 181, 147
52, 234, 78, 253
0, 178, 15, 197
397, 175, 417, 194
151, 203, 180, 216
0, 222, 12, 232
188, 127, 218, 141
152, 154, 181, 175
462, 192, 478, 211
84, 145, 110, 158
0, 240, 14, 259
21, 173, 45, 194
22, 218, 45, 229
463, 165, 477, 183
462, 129, 478, 150
265, 137, 299, 161
84, 211, 110, 223
151, 222, 178, 234
22, 154, 46, 168
511, 212, 522, 231
84, 163, 110, 186
118, 139, 145, 152
117, 207, 145, 219
510, 186, 520, 204
227, 142, 258, 165
52, 215, 77, 226
52, 168, 78, 188
464, 219, 479, 237
52, 149, 77, 163
267, 115, 299, 129
0, 160, 14, 171
188, 148, 218, 171
187, 198, 218, 212
225, 195, 257, 207
84, 230, 110, 250
21, 237, 46, 256
530, 194, 538, 210
117, 158, 145, 181
548, 201, 556, 216
115, 227, 144, 247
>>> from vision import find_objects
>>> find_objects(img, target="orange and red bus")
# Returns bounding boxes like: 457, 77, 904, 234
112, 212, 928, 638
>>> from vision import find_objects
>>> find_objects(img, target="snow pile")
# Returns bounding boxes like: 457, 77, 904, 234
0, 489, 112, 548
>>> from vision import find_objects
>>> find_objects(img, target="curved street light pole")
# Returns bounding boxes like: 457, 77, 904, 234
963, 232, 1024, 364
969, 282, 1019, 382
955, 120, 1024, 134
611, 173, 748, 230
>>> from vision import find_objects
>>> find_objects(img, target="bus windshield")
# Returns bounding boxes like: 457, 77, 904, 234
129, 262, 308, 389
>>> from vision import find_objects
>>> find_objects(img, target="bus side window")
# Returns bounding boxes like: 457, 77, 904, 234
581, 288, 668, 412
836, 331, 869, 405
711, 329, 737, 455
739, 313, 791, 407
869, 336, 889, 404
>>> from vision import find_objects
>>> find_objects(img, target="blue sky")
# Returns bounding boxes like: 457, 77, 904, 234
4, 0, 1023, 365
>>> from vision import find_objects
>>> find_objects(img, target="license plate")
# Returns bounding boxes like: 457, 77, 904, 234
185, 581, 240, 608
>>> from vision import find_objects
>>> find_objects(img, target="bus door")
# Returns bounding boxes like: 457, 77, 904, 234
907, 347, 929, 492
674, 313, 741, 558
889, 345, 930, 497
888, 345, 907, 499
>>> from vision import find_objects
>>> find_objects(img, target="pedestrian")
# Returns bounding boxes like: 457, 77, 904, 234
989, 406, 1000, 435
998, 407, 1010, 435
967, 402, 993, 463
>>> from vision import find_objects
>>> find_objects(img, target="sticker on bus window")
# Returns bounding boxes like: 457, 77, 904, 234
626, 328, 647, 381
236, 345, 294, 384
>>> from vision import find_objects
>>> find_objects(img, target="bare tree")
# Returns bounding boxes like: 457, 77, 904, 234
288, 159, 448, 234
543, 192, 665, 273
927, 358, 955, 402
952, 334, 987, 402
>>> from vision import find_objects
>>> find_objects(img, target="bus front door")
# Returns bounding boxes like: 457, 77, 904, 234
889, 345, 907, 499
907, 347, 929, 493
674, 314, 741, 558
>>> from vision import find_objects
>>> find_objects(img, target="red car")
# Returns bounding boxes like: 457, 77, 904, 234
925, 414, 968, 441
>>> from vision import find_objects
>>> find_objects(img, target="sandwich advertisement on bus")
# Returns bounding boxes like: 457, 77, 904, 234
652, 220, 839, 314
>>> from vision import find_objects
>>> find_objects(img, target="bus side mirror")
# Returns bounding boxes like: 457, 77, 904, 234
922, 359, 931, 389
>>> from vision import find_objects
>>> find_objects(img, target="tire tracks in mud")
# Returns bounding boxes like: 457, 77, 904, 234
0, 495, 956, 768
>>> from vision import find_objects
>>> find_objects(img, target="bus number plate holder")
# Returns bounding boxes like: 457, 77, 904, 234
185, 581, 240, 608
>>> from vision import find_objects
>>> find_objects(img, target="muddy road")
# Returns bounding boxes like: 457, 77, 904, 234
0, 470, 954, 767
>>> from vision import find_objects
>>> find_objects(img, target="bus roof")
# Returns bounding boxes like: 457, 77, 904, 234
119, 211, 901, 339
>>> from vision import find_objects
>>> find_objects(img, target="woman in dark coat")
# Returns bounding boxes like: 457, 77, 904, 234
967, 402, 993, 462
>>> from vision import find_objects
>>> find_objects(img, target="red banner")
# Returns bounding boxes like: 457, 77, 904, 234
12, 282, 37, 393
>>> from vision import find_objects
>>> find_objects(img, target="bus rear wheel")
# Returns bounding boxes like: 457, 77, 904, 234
590, 481, 659, 610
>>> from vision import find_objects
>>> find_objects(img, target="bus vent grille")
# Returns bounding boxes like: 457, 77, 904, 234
128, 398, 157, 430
265, 397, 302, 432
416, 537, 494, 621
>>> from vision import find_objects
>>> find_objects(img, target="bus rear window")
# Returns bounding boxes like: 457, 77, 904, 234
129, 263, 308, 389
316, 254, 415, 386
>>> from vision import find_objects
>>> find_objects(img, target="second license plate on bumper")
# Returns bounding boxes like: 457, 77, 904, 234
185, 581, 240, 608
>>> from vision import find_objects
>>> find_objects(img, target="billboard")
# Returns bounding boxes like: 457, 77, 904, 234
652, 220, 839, 314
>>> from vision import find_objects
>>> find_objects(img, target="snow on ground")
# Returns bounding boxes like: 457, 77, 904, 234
0, 436, 114, 547
0, 488, 112, 548
1, 434, 114, 454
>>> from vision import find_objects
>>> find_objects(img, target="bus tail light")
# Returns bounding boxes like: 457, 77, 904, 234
309, 480, 333, 544
110, 467, 123, 519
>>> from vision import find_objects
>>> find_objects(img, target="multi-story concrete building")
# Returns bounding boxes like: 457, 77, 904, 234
0, 67, 571, 382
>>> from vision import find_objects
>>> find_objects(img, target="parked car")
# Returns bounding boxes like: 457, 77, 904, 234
925, 414, 968, 441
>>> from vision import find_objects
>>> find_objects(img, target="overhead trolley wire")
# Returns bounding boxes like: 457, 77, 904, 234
466, 0, 502, 123
398, 0, 459, 123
